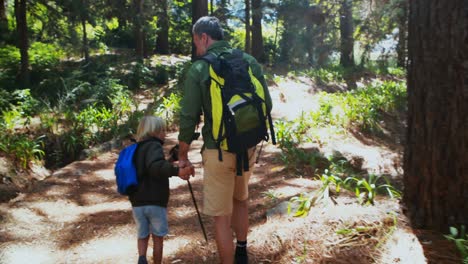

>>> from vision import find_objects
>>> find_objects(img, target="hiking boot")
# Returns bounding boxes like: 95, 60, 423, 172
234, 246, 248, 264
137, 255, 148, 264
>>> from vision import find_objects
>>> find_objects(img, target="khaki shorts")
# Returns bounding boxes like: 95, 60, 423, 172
201, 148, 256, 216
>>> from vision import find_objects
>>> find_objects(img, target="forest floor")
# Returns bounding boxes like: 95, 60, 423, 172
0, 73, 462, 263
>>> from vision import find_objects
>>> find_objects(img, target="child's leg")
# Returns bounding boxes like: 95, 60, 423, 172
138, 236, 150, 257
152, 235, 164, 264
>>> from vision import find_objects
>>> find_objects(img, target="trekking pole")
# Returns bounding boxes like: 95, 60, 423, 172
187, 179, 208, 243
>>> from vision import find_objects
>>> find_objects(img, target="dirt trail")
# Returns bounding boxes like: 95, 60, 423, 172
0, 78, 458, 263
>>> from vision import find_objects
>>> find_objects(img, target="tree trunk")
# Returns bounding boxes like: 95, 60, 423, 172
251, 0, 265, 62
155, 0, 170, 54
396, 0, 408, 68
339, 0, 354, 68
244, 0, 251, 53
191, 0, 208, 59
133, 0, 144, 61
339, 0, 355, 89
81, 18, 90, 63
404, 0, 468, 232
14, 0, 29, 87
0, 0, 7, 40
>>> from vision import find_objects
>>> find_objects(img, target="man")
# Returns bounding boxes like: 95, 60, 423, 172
177, 16, 272, 264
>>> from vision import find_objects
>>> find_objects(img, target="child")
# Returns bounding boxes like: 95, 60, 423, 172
130, 115, 193, 264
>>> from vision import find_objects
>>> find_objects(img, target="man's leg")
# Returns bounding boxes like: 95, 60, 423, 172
232, 198, 249, 263
152, 235, 164, 264
231, 198, 248, 241
214, 215, 234, 264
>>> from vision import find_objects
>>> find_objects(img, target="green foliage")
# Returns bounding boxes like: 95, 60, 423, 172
154, 92, 182, 129
344, 174, 401, 205
309, 80, 407, 132
29, 42, 64, 69
0, 122, 45, 170
0, 45, 20, 69
445, 226, 468, 262
305, 66, 345, 85
288, 169, 343, 217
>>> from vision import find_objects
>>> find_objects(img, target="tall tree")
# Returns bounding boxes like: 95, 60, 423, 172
403, 0, 468, 232
251, 0, 265, 62
79, 1, 90, 63
0, 0, 7, 41
339, 0, 355, 89
339, 0, 354, 68
244, 0, 251, 53
155, 0, 169, 54
14, 0, 29, 87
191, 0, 208, 59
133, 0, 145, 60
396, 0, 408, 68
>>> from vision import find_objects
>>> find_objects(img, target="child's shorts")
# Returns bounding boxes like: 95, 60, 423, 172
201, 147, 256, 216
132, 205, 168, 239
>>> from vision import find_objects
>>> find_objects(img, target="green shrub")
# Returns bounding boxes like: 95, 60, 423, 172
344, 174, 401, 205
154, 92, 182, 129
445, 226, 468, 262
29, 42, 64, 69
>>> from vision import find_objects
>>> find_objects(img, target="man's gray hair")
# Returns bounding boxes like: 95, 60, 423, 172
192, 16, 224, 40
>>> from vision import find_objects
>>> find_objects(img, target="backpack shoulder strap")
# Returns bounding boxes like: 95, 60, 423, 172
231, 49, 244, 59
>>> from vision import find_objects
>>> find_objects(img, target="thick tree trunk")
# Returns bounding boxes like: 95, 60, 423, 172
81, 18, 90, 63
339, 0, 355, 89
133, 0, 144, 61
244, 0, 251, 54
404, 0, 468, 232
251, 0, 265, 62
339, 0, 354, 68
0, 0, 7, 40
14, 0, 29, 87
155, 0, 170, 54
396, 0, 408, 68
191, 0, 208, 59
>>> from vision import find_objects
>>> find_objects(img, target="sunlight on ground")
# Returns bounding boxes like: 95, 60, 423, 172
378, 228, 427, 263
0, 243, 57, 264
92, 168, 115, 180
270, 78, 319, 121
65, 226, 135, 263
22, 200, 130, 223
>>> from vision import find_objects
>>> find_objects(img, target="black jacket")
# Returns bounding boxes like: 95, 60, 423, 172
129, 137, 179, 207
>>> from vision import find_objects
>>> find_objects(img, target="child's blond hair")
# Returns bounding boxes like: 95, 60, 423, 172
136, 116, 166, 141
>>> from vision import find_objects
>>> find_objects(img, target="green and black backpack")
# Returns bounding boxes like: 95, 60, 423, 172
200, 49, 276, 175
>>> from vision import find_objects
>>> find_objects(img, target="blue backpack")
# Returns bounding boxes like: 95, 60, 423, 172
114, 143, 139, 195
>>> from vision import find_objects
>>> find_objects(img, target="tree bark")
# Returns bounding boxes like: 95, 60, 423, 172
244, 0, 251, 54
339, 0, 354, 68
0, 0, 7, 39
133, 0, 144, 61
191, 0, 208, 59
251, 0, 265, 62
81, 17, 90, 63
404, 0, 468, 232
14, 0, 29, 87
155, 0, 170, 54
339, 0, 355, 89
396, 0, 408, 68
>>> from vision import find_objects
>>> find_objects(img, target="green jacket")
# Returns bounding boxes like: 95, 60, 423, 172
178, 41, 273, 149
